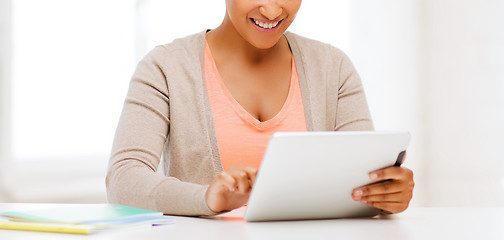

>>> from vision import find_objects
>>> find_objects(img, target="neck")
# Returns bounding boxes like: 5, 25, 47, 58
206, 18, 288, 63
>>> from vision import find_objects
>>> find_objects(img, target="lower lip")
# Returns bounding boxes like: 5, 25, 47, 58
250, 19, 282, 33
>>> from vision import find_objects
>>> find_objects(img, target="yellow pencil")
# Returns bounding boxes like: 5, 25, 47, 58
0, 221, 94, 234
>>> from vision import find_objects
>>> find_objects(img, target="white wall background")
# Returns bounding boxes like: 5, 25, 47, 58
0, 0, 12, 202
0, 0, 503, 207
421, 0, 504, 207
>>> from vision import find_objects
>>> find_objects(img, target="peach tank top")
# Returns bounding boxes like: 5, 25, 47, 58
204, 41, 307, 171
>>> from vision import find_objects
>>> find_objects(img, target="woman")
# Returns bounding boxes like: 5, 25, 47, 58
106, 0, 414, 216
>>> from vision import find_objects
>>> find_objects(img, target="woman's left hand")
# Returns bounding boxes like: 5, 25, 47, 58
352, 166, 414, 214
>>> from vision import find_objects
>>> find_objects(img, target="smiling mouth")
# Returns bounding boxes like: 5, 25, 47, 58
250, 18, 283, 29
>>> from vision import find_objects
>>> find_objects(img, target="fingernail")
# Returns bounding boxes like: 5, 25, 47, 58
355, 190, 363, 196
370, 173, 378, 180
361, 200, 367, 204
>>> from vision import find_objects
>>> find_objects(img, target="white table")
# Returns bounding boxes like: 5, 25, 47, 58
0, 203, 503, 240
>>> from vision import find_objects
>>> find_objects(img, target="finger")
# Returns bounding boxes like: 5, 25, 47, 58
353, 181, 404, 199
364, 201, 409, 214
230, 171, 252, 194
359, 191, 411, 203
243, 166, 258, 186
369, 166, 413, 182
219, 171, 237, 192
229, 165, 258, 188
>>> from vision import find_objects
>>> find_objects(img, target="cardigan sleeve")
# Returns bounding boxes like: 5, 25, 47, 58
334, 51, 374, 131
105, 46, 216, 216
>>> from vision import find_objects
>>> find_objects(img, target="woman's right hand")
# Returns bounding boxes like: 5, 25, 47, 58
205, 165, 258, 213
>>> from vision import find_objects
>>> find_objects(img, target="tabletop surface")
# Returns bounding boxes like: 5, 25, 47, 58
0, 203, 503, 240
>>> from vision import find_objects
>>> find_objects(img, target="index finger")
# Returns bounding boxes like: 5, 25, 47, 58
242, 166, 258, 187
228, 165, 258, 186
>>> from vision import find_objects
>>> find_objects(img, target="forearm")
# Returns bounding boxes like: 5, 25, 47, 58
106, 159, 216, 216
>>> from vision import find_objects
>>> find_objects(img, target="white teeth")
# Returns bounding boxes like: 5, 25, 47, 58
253, 19, 279, 29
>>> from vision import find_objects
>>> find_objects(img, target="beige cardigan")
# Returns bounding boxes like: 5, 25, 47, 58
106, 31, 373, 216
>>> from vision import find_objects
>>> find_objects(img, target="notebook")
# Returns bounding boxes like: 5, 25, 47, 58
0, 204, 174, 234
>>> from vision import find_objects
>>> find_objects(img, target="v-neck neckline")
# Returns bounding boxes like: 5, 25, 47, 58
204, 40, 297, 130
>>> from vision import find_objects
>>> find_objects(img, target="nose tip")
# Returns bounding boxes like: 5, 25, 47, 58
259, 5, 283, 20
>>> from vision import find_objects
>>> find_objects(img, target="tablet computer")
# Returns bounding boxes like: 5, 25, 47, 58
244, 131, 410, 222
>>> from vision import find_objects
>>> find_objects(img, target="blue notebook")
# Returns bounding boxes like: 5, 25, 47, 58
0, 204, 171, 225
